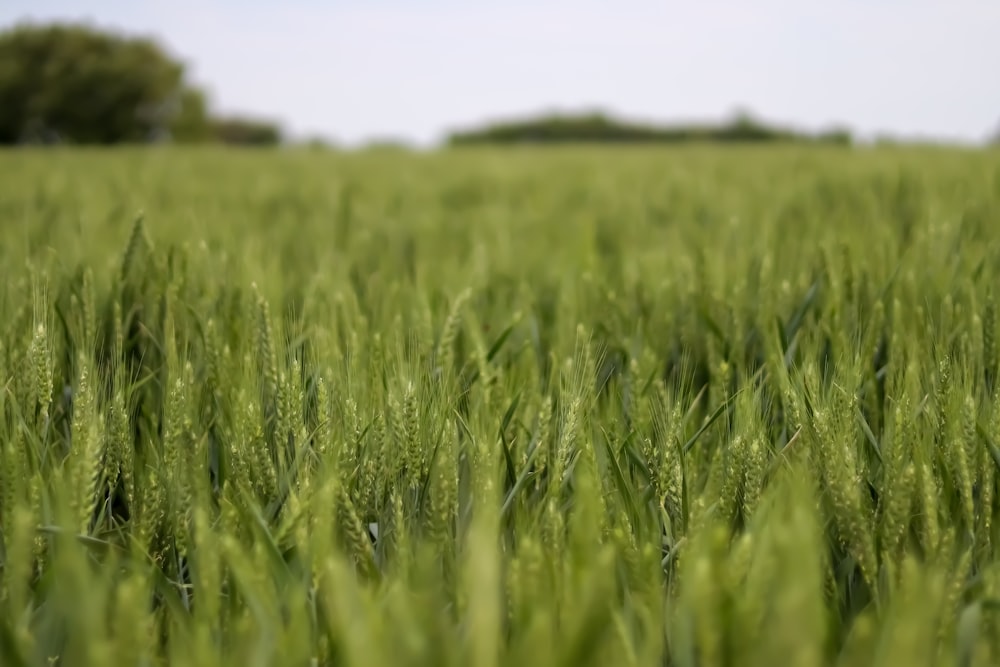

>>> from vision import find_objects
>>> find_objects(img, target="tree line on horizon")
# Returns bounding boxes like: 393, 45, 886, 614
1, 22, 996, 149
446, 111, 855, 146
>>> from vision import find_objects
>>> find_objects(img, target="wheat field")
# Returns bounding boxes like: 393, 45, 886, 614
1, 145, 999, 666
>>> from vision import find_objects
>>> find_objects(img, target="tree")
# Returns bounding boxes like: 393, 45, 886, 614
0, 23, 206, 144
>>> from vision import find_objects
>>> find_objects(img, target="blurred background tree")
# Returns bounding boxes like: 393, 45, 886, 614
0, 22, 282, 145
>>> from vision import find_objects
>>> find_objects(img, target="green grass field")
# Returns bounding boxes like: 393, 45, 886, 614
1, 145, 1000, 666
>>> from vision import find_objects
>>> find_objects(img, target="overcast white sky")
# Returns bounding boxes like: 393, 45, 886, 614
3, 0, 999, 146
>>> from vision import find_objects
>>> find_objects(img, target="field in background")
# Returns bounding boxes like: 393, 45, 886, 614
1, 146, 999, 666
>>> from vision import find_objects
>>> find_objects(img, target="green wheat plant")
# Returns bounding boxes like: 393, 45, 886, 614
0, 145, 999, 666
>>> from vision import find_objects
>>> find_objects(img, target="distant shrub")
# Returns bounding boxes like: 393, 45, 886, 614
209, 116, 283, 146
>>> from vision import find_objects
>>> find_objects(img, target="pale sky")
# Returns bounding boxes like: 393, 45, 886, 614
3, 0, 999, 146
